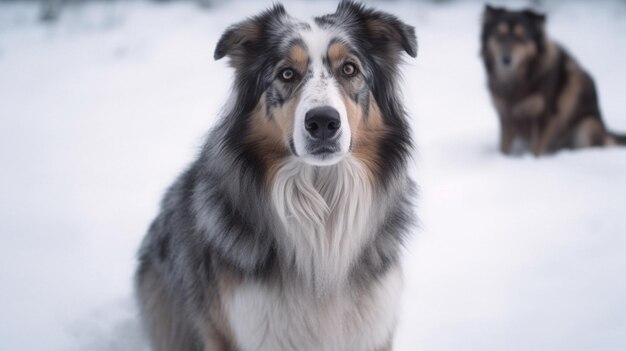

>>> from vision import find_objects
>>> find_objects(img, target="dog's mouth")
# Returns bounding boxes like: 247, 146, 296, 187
296, 138, 348, 166
308, 140, 340, 156
311, 148, 338, 157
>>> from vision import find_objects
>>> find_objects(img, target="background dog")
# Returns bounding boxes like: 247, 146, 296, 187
135, 1, 417, 350
481, 5, 626, 156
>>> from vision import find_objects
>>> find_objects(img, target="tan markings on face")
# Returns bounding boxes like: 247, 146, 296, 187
497, 22, 510, 36
327, 42, 363, 82
286, 45, 308, 75
328, 43, 363, 118
342, 93, 388, 184
245, 93, 300, 185
244, 44, 311, 185
487, 36, 501, 61
511, 39, 538, 65
327, 42, 384, 181
513, 24, 526, 39
328, 42, 350, 65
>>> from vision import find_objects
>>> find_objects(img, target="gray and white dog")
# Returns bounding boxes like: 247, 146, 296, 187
136, 2, 417, 350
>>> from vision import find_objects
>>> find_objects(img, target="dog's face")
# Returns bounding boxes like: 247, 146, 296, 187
481, 6, 546, 77
265, 28, 363, 166
215, 1, 416, 168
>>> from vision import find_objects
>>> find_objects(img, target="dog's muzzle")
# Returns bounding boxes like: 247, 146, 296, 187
305, 106, 341, 155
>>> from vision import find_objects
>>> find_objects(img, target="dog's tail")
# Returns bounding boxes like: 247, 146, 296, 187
606, 131, 626, 146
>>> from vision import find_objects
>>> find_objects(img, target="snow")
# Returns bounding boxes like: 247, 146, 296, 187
1, 1, 625, 350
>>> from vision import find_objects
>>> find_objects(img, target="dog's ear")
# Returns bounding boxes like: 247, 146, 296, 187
483, 5, 504, 22
214, 4, 286, 61
484, 4, 503, 14
523, 9, 546, 26
336, 0, 417, 58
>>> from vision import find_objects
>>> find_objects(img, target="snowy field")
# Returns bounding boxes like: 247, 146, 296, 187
1, 1, 626, 350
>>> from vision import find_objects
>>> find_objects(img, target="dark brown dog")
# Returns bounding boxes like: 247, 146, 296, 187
481, 5, 625, 156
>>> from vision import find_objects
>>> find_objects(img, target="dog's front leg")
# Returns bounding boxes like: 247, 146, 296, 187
534, 117, 561, 156
492, 95, 514, 155
499, 118, 515, 155
530, 120, 542, 155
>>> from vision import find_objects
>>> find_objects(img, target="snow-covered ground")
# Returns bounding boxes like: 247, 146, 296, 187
1, 1, 625, 350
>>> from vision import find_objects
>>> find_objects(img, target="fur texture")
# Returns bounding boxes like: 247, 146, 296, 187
136, 2, 417, 351
271, 156, 374, 292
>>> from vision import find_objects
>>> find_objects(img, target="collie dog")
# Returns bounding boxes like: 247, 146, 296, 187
136, 1, 417, 350
481, 5, 626, 156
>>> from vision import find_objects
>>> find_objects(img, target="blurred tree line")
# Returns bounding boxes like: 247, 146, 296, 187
0, 0, 552, 24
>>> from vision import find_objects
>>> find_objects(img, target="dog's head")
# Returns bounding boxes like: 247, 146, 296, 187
481, 5, 546, 77
215, 1, 416, 173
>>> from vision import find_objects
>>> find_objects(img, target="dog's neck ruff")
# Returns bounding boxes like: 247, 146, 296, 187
271, 156, 374, 293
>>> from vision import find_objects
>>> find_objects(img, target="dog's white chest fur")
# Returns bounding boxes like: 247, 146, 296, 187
270, 156, 375, 291
227, 265, 403, 351
225, 156, 401, 350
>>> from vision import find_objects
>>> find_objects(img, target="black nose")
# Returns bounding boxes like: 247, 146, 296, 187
502, 55, 512, 66
305, 106, 341, 140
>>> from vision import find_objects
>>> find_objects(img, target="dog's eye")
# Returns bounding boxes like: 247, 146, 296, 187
342, 63, 358, 77
279, 68, 295, 82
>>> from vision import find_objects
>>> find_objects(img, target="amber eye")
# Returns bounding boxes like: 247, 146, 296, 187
342, 62, 357, 77
280, 68, 295, 82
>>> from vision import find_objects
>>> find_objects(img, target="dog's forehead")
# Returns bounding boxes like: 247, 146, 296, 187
493, 11, 531, 25
303, 24, 344, 59
279, 15, 348, 60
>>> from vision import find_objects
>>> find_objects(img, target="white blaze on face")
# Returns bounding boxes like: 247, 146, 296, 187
293, 23, 351, 166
